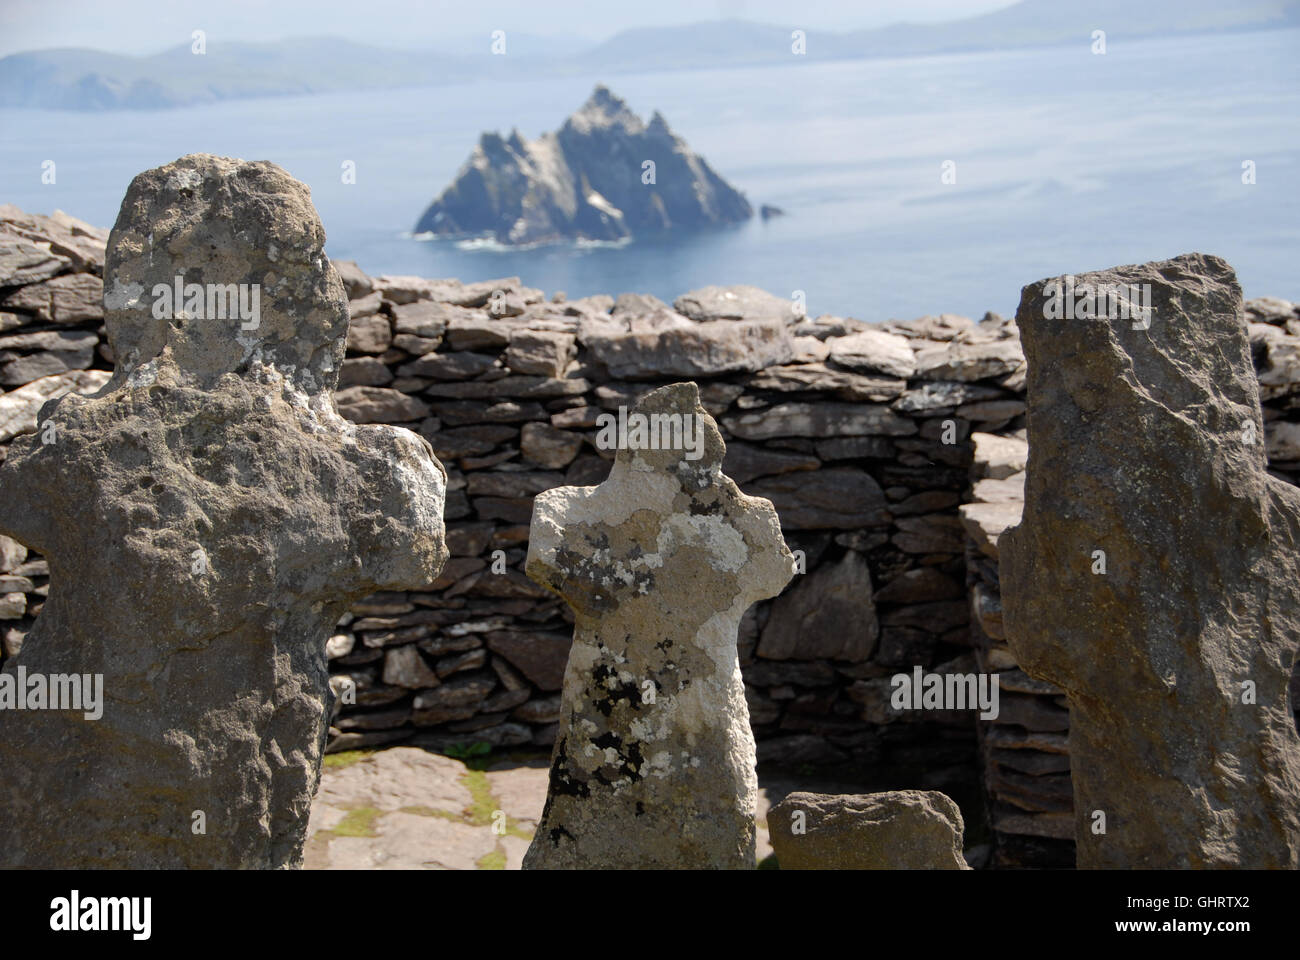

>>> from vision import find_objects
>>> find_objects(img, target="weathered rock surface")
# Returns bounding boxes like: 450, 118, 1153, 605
767, 790, 969, 869
0, 154, 449, 869
415, 86, 751, 244
757, 551, 877, 661
0, 369, 110, 443
523, 382, 793, 868
585, 315, 793, 378
1002, 253, 1300, 868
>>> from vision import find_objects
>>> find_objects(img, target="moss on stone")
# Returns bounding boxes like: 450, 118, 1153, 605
322, 749, 376, 770
332, 806, 382, 838
476, 846, 507, 870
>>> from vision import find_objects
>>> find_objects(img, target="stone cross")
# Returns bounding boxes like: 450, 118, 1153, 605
1002, 253, 1300, 868
0, 154, 448, 868
522, 382, 794, 868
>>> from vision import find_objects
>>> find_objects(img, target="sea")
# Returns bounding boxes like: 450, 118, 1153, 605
1, 28, 1297, 321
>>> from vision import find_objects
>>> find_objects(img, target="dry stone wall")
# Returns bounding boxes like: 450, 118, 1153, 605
4, 203, 1300, 868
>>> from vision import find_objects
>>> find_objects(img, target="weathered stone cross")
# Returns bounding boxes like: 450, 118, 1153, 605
1002, 253, 1300, 868
522, 382, 794, 868
0, 154, 449, 868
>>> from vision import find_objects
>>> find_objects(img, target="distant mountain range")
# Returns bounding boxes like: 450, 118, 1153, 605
3, 0, 1298, 111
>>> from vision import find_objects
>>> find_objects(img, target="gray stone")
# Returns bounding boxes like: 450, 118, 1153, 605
0, 534, 26, 573
332, 259, 374, 300
914, 338, 1024, 382
826, 328, 917, 379
745, 363, 906, 401
520, 422, 583, 469
971, 432, 1028, 479
1002, 253, 1300, 868
0, 231, 71, 287
382, 645, 441, 689
523, 382, 793, 869
958, 500, 1022, 559
768, 790, 969, 869
345, 310, 391, 354
505, 329, 576, 377
0, 154, 449, 869
0, 329, 97, 385
874, 567, 963, 604
587, 317, 793, 378
724, 402, 916, 441
336, 385, 431, 423
885, 313, 975, 341
338, 356, 394, 387
758, 552, 876, 661
0, 369, 111, 443
744, 468, 891, 529
674, 285, 794, 324
1, 273, 103, 324
722, 441, 820, 485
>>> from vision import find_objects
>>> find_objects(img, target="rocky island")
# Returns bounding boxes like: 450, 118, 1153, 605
414, 86, 753, 246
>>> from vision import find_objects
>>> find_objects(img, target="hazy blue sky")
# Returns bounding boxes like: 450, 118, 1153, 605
0, 0, 1021, 57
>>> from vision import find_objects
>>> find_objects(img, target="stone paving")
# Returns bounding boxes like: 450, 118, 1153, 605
305, 746, 865, 870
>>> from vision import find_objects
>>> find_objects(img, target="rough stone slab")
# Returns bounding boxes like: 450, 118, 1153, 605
959, 500, 1022, 559
1, 273, 103, 324
0, 369, 110, 443
724, 401, 916, 440
673, 285, 795, 324
586, 318, 794, 378
767, 790, 969, 869
757, 552, 876, 661
914, 338, 1024, 382
744, 468, 891, 529
1002, 253, 1300, 868
971, 432, 1028, 479
745, 363, 906, 402
826, 328, 917, 379
0, 154, 449, 869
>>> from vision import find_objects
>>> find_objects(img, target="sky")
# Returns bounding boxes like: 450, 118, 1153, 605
0, 0, 1022, 57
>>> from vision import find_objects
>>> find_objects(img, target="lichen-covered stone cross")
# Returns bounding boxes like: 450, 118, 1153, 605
522, 381, 794, 869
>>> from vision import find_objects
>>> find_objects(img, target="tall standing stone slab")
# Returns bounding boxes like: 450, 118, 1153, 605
1002, 253, 1300, 868
0, 154, 449, 868
522, 382, 794, 869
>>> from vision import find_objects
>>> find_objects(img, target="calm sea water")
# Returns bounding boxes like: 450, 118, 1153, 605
2, 29, 1297, 320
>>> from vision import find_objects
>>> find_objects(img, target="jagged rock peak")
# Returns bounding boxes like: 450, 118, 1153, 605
415, 86, 751, 245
